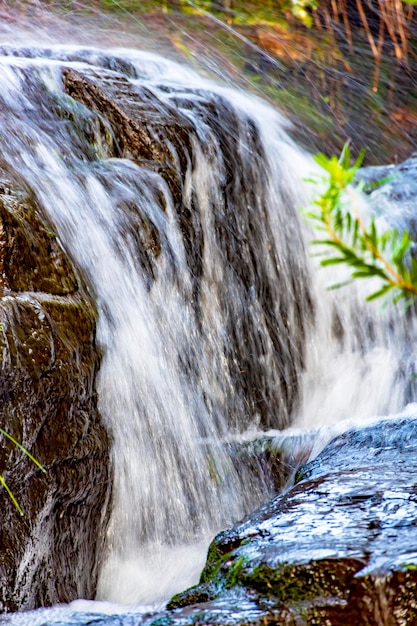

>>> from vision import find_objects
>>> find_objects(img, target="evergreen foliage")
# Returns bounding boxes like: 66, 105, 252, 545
304, 144, 417, 304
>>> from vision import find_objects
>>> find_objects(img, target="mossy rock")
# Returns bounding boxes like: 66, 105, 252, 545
164, 415, 417, 625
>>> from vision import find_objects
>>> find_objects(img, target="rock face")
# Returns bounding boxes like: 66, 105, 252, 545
162, 414, 417, 625
3, 48, 416, 623
9, 415, 417, 625
0, 176, 111, 611
61, 64, 314, 431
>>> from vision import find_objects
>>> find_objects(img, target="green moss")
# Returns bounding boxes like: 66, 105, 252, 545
199, 553, 230, 585
199, 545, 231, 584
167, 585, 212, 609
401, 563, 417, 571
224, 554, 250, 588
168, 552, 251, 609
246, 559, 359, 603
248, 562, 321, 601
148, 617, 174, 626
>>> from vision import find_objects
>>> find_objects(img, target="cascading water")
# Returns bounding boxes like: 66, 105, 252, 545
0, 41, 415, 622
0, 45, 313, 606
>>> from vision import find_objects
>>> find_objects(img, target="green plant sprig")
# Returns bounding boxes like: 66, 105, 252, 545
0, 428, 46, 516
303, 143, 417, 304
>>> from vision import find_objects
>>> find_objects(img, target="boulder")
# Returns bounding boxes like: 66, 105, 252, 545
0, 175, 111, 611
161, 413, 417, 625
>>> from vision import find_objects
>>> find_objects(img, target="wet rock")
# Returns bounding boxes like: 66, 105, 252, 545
62, 64, 313, 431
62, 65, 205, 308
0, 177, 111, 611
62, 67, 194, 202
0, 181, 77, 294
227, 429, 317, 497
165, 414, 417, 625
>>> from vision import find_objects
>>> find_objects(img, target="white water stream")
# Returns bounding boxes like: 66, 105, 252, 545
0, 39, 415, 625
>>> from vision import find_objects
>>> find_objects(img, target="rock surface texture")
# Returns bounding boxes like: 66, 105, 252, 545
157, 414, 417, 625
359, 154, 417, 241
54, 415, 417, 625
0, 176, 111, 611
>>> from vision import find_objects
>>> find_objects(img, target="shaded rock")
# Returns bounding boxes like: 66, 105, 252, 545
0, 176, 111, 611
0, 180, 77, 294
226, 429, 318, 498
165, 414, 417, 625
62, 65, 205, 317
61, 63, 313, 431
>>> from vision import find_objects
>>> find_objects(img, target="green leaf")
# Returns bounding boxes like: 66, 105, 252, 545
303, 143, 417, 306
320, 257, 347, 266
327, 279, 353, 290
362, 174, 395, 192
351, 270, 375, 278
0, 475, 23, 515
0, 429, 47, 515
311, 239, 347, 247
313, 152, 331, 170
366, 285, 394, 301
401, 562, 417, 570
0, 429, 46, 473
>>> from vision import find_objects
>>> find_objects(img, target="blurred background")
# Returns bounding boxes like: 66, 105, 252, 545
3, 0, 417, 163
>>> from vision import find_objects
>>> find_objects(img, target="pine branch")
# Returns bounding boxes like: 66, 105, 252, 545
303, 143, 417, 304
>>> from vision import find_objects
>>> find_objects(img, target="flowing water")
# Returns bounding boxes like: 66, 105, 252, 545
0, 31, 415, 626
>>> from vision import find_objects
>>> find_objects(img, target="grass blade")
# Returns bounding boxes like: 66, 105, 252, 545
0, 428, 46, 473
0, 475, 23, 515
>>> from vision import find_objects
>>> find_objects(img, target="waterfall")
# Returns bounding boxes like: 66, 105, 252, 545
0, 44, 414, 611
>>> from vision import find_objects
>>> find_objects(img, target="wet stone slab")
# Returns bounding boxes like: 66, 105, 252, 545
164, 413, 417, 625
